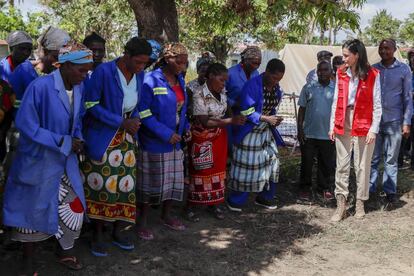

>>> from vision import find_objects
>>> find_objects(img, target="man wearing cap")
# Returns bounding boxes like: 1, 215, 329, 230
369, 39, 412, 206
0, 31, 36, 164
306, 50, 333, 83
0, 30, 34, 83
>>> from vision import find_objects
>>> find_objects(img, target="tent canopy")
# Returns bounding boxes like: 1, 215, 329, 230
279, 44, 404, 95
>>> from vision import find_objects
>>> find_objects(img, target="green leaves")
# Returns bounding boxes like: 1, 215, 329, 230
399, 13, 414, 46
40, 0, 135, 57
0, 6, 43, 41
361, 9, 401, 46
179, 0, 366, 61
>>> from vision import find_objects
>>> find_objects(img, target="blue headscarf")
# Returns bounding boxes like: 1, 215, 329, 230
147, 39, 161, 61
57, 41, 93, 65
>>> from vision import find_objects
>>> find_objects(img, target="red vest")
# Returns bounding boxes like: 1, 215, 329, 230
334, 67, 379, 136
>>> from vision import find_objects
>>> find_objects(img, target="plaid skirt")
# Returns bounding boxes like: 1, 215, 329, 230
12, 174, 84, 250
136, 149, 184, 204
228, 122, 279, 192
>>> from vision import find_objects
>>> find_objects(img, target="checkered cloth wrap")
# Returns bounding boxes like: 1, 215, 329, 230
136, 149, 185, 204
228, 122, 279, 192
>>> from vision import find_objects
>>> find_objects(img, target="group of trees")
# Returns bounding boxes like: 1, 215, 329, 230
360, 9, 414, 46
0, 1, 43, 40
1, 0, 413, 61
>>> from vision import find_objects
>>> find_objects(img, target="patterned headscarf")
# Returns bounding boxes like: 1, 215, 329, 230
154, 42, 188, 68
241, 46, 261, 60
38, 26, 70, 51
161, 42, 188, 59
6, 31, 33, 47
56, 41, 93, 65
196, 51, 216, 71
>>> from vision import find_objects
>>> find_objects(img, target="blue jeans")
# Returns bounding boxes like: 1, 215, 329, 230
369, 121, 402, 195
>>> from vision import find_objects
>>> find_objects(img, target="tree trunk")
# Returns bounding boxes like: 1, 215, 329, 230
305, 18, 316, 44
319, 27, 325, 45
333, 27, 338, 45
127, 0, 179, 43
208, 36, 230, 63
328, 26, 332, 45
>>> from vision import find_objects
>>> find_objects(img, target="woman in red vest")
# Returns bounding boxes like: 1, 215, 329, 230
329, 39, 382, 222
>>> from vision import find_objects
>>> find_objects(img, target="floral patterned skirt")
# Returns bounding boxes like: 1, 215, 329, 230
82, 130, 137, 223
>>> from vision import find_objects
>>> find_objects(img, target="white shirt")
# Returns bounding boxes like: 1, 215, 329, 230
66, 89, 73, 108
329, 68, 382, 134
117, 68, 138, 113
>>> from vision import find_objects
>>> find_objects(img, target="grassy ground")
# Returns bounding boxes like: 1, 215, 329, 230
1, 148, 413, 275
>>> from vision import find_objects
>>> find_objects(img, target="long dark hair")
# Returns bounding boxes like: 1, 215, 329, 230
342, 39, 370, 80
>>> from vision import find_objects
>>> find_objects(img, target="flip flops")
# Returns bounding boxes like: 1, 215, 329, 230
137, 228, 154, 240
57, 256, 83, 270
90, 242, 109, 257
163, 218, 186, 231
112, 238, 135, 251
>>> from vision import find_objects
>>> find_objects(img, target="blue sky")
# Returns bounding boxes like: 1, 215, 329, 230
16, 0, 414, 42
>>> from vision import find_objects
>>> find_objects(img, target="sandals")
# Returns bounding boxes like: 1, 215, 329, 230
163, 218, 186, 231
57, 256, 82, 270
207, 206, 225, 220
137, 228, 154, 240
112, 236, 134, 251
90, 241, 109, 257
184, 209, 200, 223
112, 234, 135, 251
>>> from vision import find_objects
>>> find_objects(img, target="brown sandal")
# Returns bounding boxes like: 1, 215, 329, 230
57, 256, 83, 270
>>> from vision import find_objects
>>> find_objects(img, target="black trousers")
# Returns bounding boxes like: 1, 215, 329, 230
300, 138, 335, 192
398, 116, 414, 167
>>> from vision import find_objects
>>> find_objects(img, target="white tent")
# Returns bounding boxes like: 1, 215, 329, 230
279, 44, 404, 95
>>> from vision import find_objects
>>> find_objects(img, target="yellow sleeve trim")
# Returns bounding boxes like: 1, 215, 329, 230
85, 101, 99, 109
241, 107, 255, 116
139, 109, 152, 119
153, 87, 168, 95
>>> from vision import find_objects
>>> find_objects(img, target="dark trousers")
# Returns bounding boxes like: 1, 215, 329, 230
398, 116, 414, 167
300, 138, 335, 192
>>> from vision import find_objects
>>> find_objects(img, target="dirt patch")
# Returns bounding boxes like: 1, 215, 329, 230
1, 149, 413, 275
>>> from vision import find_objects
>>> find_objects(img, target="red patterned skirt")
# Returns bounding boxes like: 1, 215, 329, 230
187, 127, 227, 206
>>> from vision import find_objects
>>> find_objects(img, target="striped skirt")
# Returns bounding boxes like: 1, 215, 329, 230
12, 174, 84, 250
136, 149, 184, 204
228, 122, 279, 193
